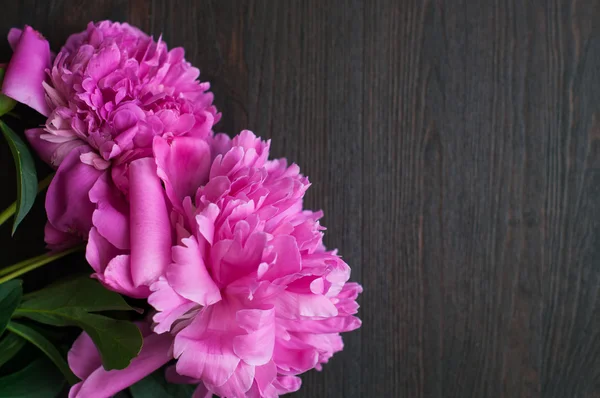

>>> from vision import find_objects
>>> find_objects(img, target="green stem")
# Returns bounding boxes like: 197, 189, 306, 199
0, 245, 84, 284
0, 172, 55, 227
0, 202, 16, 226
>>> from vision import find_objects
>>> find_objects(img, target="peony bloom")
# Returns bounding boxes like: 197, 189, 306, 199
3, 21, 219, 252
83, 130, 362, 397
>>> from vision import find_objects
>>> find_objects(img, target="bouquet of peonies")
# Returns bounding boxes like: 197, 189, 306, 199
0, 21, 361, 398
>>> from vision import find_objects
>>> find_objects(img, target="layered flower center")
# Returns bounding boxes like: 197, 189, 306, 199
40, 21, 218, 172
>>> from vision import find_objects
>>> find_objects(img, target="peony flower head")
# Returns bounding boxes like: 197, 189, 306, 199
4, 21, 220, 248
87, 130, 362, 397
33, 20, 219, 170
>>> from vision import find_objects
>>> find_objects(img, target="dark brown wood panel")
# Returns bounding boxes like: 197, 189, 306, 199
0, 1, 599, 397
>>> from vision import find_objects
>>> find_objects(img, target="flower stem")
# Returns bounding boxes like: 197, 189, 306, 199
0, 244, 84, 284
0, 172, 55, 228
0, 202, 16, 226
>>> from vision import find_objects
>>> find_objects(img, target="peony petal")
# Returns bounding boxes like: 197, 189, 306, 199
85, 42, 121, 81
3, 26, 51, 116
195, 203, 219, 245
174, 331, 240, 388
7, 28, 22, 50
46, 146, 104, 240
69, 332, 173, 398
211, 361, 255, 397
45, 221, 80, 251
102, 255, 151, 298
25, 128, 83, 168
233, 307, 275, 366
86, 227, 121, 274
129, 157, 172, 287
255, 361, 277, 395
273, 339, 318, 374
68, 332, 102, 380
153, 136, 211, 207
89, 173, 130, 249
280, 315, 362, 334
258, 235, 301, 281
192, 383, 212, 398
167, 236, 221, 306
273, 291, 338, 320
173, 307, 240, 386
208, 133, 232, 159
148, 277, 196, 334
273, 375, 302, 395
211, 232, 267, 286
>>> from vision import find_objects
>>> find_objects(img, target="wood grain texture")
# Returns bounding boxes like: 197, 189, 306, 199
1, 0, 600, 396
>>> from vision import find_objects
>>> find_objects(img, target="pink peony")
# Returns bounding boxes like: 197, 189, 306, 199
83, 130, 362, 397
3, 21, 219, 250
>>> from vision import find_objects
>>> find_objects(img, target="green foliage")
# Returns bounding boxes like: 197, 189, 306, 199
15, 277, 143, 370
0, 358, 65, 398
0, 280, 22, 335
0, 120, 37, 234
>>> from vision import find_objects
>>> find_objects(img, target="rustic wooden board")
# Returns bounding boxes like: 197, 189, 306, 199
0, 1, 599, 397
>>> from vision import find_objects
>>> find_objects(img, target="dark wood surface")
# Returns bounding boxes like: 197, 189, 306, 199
1, 1, 600, 397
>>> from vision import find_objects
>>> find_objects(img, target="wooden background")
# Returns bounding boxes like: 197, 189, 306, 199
1, 1, 600, 397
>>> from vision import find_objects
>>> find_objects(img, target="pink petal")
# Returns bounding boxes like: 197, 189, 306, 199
192, 384, 212, 398
7, 28, 22, 50
167, 236, 221, 306
129, 157, 172, 287
211, 232, 267, 286
85, 42, 121, 81
273, 375, 302, 394
102, 255, 150, 299
148, 277, 196, 334
89, 173, 130, 250
86, 227, 121, 274
68, 332, 102, 380
45, 146, 104, 239
209, 147, 244, 179
273, 340, 318, 374
153, 136, 211, 207
258, 235, 301, 281
208, 133, 232, 159
3, 26, 51, 116
195, 203, 219, 245
25, 128, 83, 168
280, 315, 362, 334
274, 291, 338, 320
69, 333, 173, 398
233, 308, 275, 366
211, 361, 255, 397
253, 362, 277, 396
173, 309, 240, 386
44, 221, 80, 251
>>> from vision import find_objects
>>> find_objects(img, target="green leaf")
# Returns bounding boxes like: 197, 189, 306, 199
0, 357, 65, 398
7, 321, 78, 385
0, 333, 25, 368
130, 370, 196, 398
0, 67, 17, 117
0, 120, 37, 235
19, 276, 135, 313
15, 276, 142, 370
0, 280, 22, 335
